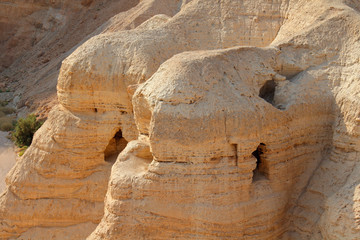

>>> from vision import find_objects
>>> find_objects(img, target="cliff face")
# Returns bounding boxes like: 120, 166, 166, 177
1, 0, 360, 239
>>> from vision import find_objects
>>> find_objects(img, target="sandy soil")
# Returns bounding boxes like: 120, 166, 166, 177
0, 131, 16, 193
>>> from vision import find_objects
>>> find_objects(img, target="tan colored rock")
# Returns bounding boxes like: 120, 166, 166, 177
0, 0, 360, 239
0, 0, 186, 238
16, 223, 98, 240
90, 0, 360, 239
90, 46, 334, 239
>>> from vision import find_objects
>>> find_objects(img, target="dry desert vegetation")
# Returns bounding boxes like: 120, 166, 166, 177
0, 0, 359, 239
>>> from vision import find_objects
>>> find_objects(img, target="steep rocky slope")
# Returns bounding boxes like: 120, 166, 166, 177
0, 0, 359, 239
0, 0, 184, 117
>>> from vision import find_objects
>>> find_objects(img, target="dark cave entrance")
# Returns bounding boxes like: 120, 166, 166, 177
104, 129, 128, 163
259, 80, 276, 104
252, 143, 269, 181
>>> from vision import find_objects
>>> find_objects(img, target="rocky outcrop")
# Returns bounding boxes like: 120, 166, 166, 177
0, 0, 187, 238
89, 1, 360, 239
89, 46, 335, 239
0, 0, 359, 239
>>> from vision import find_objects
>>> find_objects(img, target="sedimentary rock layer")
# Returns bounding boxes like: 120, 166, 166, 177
90, 0, 360, 239
0, 0, 359, 239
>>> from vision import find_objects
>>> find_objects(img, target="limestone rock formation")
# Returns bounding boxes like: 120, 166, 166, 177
1, 0, 360, 239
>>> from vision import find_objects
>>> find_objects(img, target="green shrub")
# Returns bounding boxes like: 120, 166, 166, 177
18, 146, 28, 157
12, 114, 43, 147
0, 116, 15, 131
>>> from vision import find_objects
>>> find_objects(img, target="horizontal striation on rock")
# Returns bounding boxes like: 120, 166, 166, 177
0, 0, 293, 238
1, 0, 360, 239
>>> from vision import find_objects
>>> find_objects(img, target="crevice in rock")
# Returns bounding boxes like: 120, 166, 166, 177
233, 144, 238, 166
252, 143, 269, 181
104, 129, 128, 163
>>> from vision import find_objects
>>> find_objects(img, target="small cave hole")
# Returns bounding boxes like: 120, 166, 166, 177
252, 143, 269, 181
94, 108, 98, 113
259, 80, 276, 104
104, 129, 128, 163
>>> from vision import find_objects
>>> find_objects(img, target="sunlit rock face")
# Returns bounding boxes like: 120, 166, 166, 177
1, 0, 360, 239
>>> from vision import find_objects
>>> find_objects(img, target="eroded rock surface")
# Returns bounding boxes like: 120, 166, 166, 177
0, 0, 359, 239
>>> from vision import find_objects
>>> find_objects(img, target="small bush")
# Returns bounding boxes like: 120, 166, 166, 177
18, 146, 28, 157
0, 116, 15, 131
12, 114, 43, 147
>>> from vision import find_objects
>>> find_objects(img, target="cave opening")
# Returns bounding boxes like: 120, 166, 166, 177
259, 80, 276, 104
104, 129, 128, 163
252, 143, 268, 181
